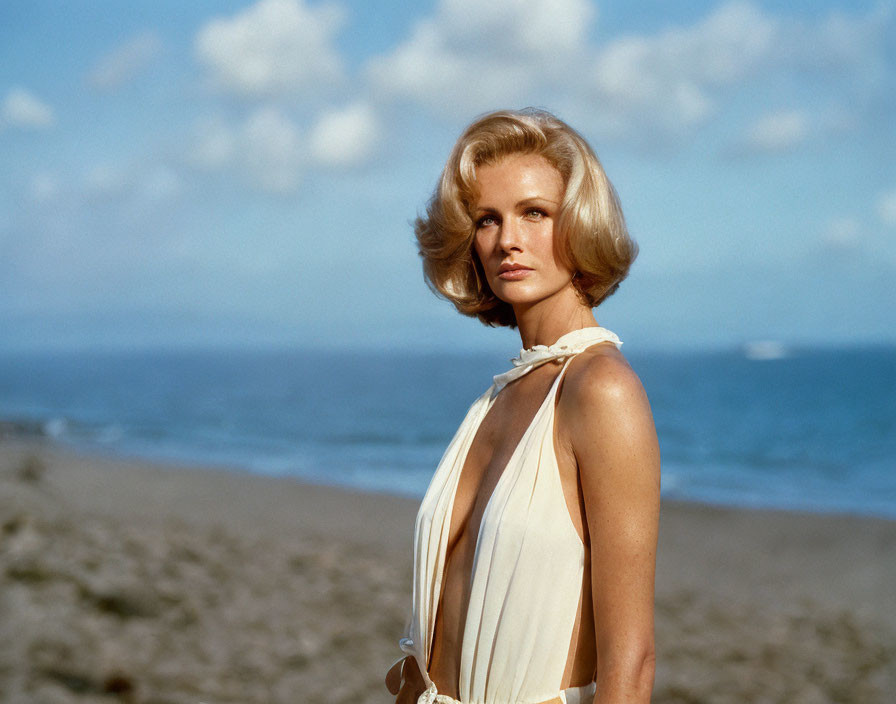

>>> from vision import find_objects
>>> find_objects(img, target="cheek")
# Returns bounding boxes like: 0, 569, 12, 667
538, 227, 567, 271
472, 232, 490, 263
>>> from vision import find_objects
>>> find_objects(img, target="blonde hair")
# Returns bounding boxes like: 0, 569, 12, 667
415, 108, 637, 328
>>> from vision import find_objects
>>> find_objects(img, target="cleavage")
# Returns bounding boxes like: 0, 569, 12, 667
445, 362, 562, 559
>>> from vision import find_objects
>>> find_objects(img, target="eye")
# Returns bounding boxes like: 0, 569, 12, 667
525, 208, 547, 220
475, 214, 498, 229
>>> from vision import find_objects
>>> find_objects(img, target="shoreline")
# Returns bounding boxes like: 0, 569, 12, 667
5, 424, 896, 523
2, 436, 895, 702
0, 436, 420, 549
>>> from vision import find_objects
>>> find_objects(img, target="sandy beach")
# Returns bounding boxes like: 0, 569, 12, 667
1, 436, 893, 704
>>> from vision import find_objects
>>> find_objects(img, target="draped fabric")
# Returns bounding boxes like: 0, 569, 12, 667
396, 327, 622, 704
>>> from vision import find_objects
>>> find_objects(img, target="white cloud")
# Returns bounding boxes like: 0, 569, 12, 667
1, 87, 55, 129
191, 99, 379, 187
784, 4, 892, 75
195, 0, 345, 98
367, 0, 765, 128
587, 2, 776, 137
309, 102, 379, 167
88, 32, 162, 91
743, 110, 809, 153
191, 118, 237, 168
366, 0, 594, 117
244, 107, 303, 191
192, 108, 304, 192
877, 189, 896, 228
365, 1, 891, 145
437, 0, 594, 59
590, 2, 891, 141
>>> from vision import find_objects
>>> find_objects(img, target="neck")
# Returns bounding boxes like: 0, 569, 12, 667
513, 284, 598, 350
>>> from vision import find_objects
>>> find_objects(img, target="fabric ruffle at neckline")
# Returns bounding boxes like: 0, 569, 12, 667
492, 326, 622, 391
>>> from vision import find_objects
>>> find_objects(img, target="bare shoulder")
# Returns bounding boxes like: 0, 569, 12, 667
558, 343, 660, 488
558, 343, 649, 419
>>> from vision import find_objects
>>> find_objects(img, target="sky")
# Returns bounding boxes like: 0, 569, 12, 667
1, 0, 894, 353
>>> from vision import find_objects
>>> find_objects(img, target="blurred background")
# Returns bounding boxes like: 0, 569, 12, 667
1, 0, 893, 515
1, 2, 895, 702
2, 0, 894, 352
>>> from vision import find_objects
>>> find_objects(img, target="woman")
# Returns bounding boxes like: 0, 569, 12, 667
387, 109, 660, 704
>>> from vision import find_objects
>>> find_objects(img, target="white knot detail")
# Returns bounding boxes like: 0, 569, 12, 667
514, 342, 573, 367
417, 684, 439, 704
492, 327, 622, 392
416, 684, 461, 704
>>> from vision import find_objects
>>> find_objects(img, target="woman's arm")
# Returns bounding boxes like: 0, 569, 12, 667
565, 353, 661, 704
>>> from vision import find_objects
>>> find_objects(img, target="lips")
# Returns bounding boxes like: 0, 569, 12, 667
497, 263, 533, 280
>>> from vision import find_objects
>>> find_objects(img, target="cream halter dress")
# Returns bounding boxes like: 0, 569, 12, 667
394, 327, 622, 704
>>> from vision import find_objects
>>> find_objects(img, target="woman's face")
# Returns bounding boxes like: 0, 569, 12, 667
472, 152, 574, 310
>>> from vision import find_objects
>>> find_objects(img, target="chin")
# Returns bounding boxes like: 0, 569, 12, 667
490, 280, 568, 307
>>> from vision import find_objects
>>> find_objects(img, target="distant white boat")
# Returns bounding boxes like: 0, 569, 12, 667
743, 340, 790, 361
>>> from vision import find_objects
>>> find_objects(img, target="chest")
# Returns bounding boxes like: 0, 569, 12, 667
445, 366, 564, 553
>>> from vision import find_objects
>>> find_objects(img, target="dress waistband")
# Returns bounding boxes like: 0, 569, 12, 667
416, 681, 597, 704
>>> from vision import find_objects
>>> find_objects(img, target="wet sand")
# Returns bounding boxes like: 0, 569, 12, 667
1, 437, 893, 703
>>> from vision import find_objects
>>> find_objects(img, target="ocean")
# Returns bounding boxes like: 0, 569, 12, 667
0, 345, 894, 519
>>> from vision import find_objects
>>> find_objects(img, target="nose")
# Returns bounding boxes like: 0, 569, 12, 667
497, 216, 522, 253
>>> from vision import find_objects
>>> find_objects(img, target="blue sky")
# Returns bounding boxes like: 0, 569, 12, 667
1, 0, 894, 352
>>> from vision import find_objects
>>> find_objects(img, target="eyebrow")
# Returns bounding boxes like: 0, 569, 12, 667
474, 196, 561, 213
517, 196, 560, 207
